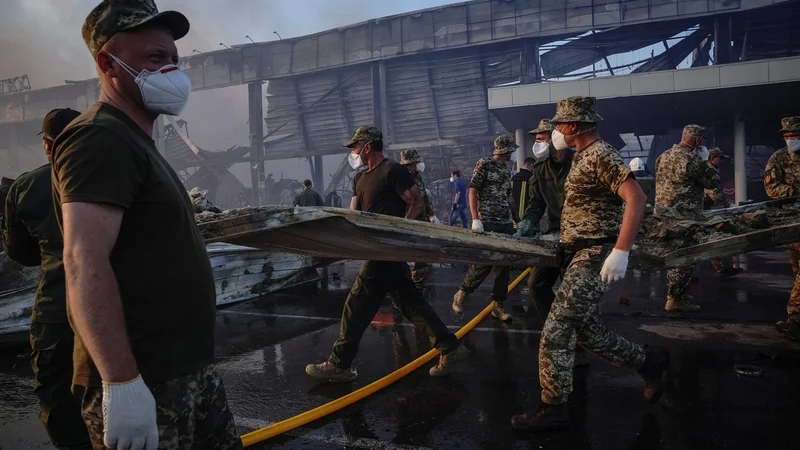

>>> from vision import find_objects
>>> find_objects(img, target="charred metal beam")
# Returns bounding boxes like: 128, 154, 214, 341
0, 75, 31, 96
426, 67, 441, 140
248, 81, 264, 206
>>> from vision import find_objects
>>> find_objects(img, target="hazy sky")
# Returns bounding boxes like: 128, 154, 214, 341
0, 0, 457, 186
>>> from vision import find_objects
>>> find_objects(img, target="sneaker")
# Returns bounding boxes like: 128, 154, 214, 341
664, 295, 701, 312
511, 403, 569, 431
305, 362, 357, 382
775, 319, 800, 341
429, 344, 470, 377
719, 267, 744, 279
452, 290, 468, 314
491, 304, 512, 322
638, 349, 669, 403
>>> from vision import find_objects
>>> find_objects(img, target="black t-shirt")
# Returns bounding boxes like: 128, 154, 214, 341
51, 102, 216, 387
352, 159, 415, 218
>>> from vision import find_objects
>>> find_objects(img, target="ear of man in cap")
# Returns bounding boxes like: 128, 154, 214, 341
83, 0, 190, 58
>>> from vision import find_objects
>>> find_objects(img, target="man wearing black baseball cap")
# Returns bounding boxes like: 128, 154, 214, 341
2, 108, 91, 449
50, 1, 240, 449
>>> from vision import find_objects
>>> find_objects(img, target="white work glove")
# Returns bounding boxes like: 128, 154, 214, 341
471, 219, 484, 233
102, 375, 158, 450
696, 146, 710, 161
600, 249, 629, 284
430, 215, 441, 224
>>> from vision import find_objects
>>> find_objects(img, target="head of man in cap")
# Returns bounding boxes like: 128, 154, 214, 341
85, 0, 191, 124
550, 96, 603, 152
400, 149, 425, 174
677, 124, 709, 159
708, 147, 729, 168
529, 118, 554, 160
493, 135, 518, 164
344, 125, 384, 170
39, 108, 81, 162
780, 116, 800, 153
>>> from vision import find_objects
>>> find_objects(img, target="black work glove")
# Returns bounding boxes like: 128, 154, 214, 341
452, 203, 458, 211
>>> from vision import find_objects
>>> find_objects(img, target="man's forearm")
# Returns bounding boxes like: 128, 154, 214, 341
65, 253, 138, 383
454, 192, 460, 204
469, 188, 479, 219
616, 196, 645, 252
405, 200, 422, 220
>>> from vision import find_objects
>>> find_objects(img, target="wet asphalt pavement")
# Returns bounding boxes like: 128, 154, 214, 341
2, 248, 800, 450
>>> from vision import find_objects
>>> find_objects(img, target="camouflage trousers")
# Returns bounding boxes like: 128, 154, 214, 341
527, 266, 561, 326
460, 222, 515, 302
666, 264, 694, 300
539, 246, 646, 404
30, 322, 91, 450
72, 365, 242, 450
410, 262, 430, 291
787, 243, 800, 320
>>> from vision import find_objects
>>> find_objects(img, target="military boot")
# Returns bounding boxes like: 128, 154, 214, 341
452, 289, 468, 313
511, 403, 569, 432
305, 362, 358, 383
775, 317, 800, 341
665, 295, 700, 312
638, 348, 669, 403
491, 303, 512, 322
429, 344, 470, 376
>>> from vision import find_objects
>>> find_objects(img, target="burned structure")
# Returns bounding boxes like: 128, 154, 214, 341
0, 0, 799, 208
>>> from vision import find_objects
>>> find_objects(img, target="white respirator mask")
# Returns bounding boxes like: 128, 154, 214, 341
449, 176, 455, 182
416, 162, 425, 173
551, 129, 569, 151
348, 152, 365, 170
532, 142, 550, 160
787, 139, 800, 152
109, 54, 191, 116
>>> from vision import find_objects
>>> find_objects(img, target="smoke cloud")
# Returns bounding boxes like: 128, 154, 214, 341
0, 0, 455, 187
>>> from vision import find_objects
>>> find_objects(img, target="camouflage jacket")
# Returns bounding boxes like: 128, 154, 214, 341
704, 186, 731, 209
654, 144, 719, 219
560, 140, 631, 244
413, 171, 435, 221
470, 157, 513, 224
764, 147, 800, 199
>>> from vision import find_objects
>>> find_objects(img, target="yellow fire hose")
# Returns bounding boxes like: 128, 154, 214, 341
240, 267, 532, 447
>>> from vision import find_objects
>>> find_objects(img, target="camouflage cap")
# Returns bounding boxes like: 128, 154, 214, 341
550, 96, 603, 124
399, 149, 422, 165
493, 135, 519, 155
779, 116, 800, 133
343, 125, 383, 148
708, 147, 729, 159
528, 118, 554, 135
682, 124, 705, 137
83, 0, 190, 58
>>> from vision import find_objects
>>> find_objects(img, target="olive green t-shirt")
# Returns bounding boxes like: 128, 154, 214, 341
51, 102, 216, 387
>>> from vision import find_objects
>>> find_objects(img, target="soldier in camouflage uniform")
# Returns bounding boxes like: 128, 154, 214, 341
452, 135, 518, 322
399, 149, 437, 292
704, 147, 744, 277
2, 109, 92, 449
765, 116, 800, 341
655, 125, 720, 312
511, 97, 668, 432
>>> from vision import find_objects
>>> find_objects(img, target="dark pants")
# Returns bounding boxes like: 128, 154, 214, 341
30, 321, 91, 450
73, 365, 242, 450
460, 222, 515, 303
329, 261, 460, 368
527, 266, 561, 326
450, 206, 468, 228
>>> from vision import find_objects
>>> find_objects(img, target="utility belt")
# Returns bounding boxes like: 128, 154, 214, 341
556, 236, 617, 269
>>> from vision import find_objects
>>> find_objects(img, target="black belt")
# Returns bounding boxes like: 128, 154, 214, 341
557, 237, 617, 268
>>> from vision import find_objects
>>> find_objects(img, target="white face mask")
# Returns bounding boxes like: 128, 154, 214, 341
787, 139, 800, 152
532, 142, 550, 160
109, 54, 191, 116
348, 152, 364, 170
551, 129, 569, 151
416, 162, 425, 173
449, 176, 455, 182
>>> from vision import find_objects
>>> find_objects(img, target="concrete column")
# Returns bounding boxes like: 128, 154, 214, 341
733, 114, 747, 204
248, 82, 264, 206
515, 128, 527, 171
